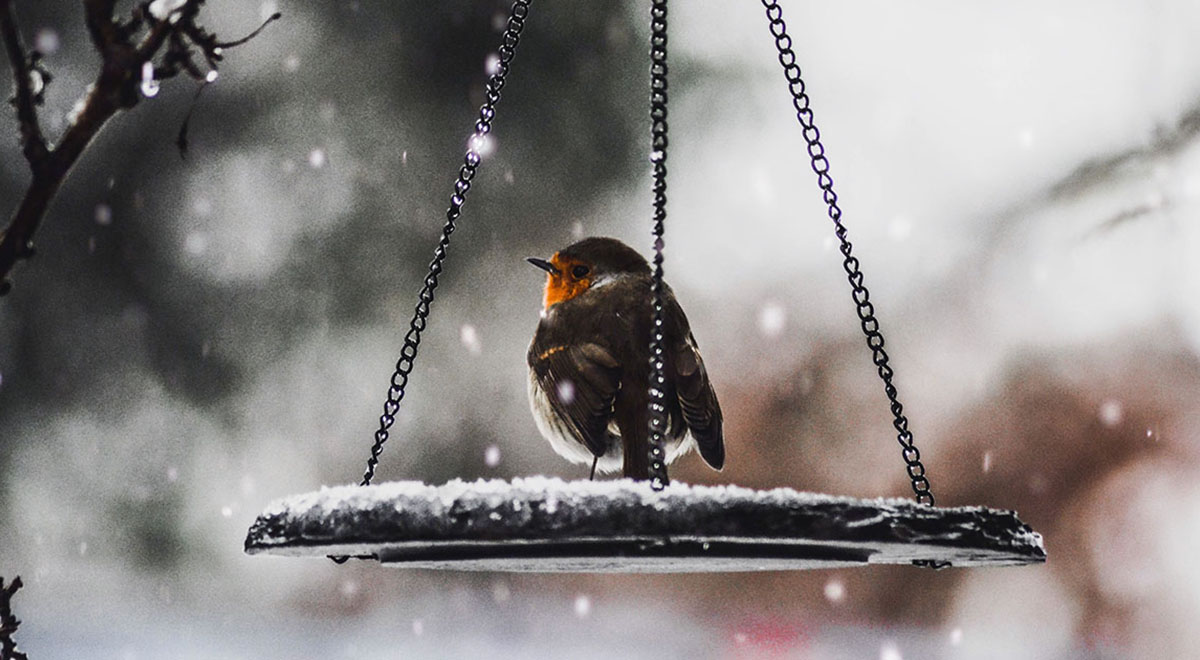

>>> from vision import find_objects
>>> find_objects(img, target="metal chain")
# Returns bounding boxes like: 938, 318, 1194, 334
358, 0, 531, 487
645, 0, 671, 491
330, 0, 533, 564
758, 0, 935, 507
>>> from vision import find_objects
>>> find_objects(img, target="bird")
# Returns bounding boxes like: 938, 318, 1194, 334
525, 236, 724, 481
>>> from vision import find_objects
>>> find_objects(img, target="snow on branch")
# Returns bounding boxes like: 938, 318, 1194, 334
0, 576, 27, 660
0, 2, 47, 169
0, 0, 280, 297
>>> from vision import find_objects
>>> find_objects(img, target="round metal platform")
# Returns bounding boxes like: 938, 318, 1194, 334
244, 478, 1046, 572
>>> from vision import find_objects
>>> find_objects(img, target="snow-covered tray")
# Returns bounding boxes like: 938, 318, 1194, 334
243, 478, 1046, 572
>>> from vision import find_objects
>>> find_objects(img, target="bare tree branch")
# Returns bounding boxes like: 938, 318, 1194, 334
0, 576, 28, 660
0, 0, 277, 296
82, 0, 120, 53
0, 0, 47, 169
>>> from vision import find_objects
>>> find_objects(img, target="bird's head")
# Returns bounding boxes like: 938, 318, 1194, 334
527, 237, 650, 310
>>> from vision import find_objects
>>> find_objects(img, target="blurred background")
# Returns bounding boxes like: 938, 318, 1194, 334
2, 0, 1199, 658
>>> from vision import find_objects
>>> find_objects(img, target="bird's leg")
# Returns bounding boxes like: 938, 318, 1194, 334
589, 455, 598, 481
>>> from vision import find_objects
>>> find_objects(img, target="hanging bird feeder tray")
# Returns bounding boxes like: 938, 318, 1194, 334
245, 479, 1045, 571
245, 0, 1048, 572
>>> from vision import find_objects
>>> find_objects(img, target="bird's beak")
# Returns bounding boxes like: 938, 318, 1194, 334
526, 257, 559, 275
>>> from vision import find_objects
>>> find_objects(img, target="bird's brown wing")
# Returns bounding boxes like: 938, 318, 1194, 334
672, 328, 725, 470
530, 342, 621, 458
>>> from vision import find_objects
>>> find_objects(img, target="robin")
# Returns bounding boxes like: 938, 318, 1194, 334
526, 237, 724, 480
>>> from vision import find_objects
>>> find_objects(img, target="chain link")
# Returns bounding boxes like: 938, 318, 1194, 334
646, 0, 671, 491
758, 0, 935, 508
330, 0, 533, 564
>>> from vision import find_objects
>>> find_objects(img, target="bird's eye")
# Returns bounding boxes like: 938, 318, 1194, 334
571, 265, 590, 278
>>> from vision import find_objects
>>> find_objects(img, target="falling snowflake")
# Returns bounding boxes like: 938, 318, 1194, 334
823, 577, 845, 603
491, 580, 511, 603
574, 594, 591, 618
460, 324, 483, 355
192, 197, 213, 217
484, 445, 502, 468
94, 203, 113, 226
184, 232, 208, 255
308, 149, 327, 169
1028, 473, 1048, 495
485, 53, 502, 76
880, 641, 903, 660
412, 619, 424, 636
221, 506, 233, 518
557, 380, 576, 405
949, 628, 963, 646
469, 133, 494, 158
1098, 399, 1123, 427
982, 451, 993, 474
758, 302, 786, 337
166, 467, 179, 482
34, 29, 59, 55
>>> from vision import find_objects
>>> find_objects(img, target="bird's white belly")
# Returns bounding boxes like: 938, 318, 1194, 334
527, 371, 695, 475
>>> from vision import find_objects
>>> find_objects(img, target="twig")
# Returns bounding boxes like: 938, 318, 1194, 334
0, 576, 28, 660
215, 13, 281, 49
0, 0, 46, 168
0, 0, 277, 296
82, 0, 119, 53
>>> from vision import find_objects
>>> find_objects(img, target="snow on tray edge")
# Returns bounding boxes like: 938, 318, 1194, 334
256, 477, 1005, 520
